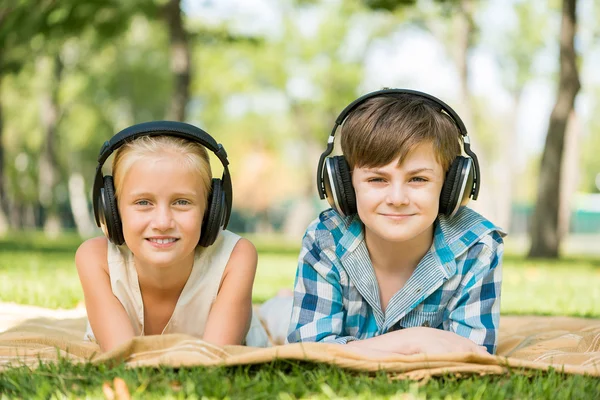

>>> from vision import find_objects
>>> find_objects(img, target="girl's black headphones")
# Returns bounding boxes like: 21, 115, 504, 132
316, 88, 481, 218
92, 120, 232, 247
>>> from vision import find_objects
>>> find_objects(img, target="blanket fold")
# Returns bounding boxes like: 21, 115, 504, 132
1, 315, 599, 379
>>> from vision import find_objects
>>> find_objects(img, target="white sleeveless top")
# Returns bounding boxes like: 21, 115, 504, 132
84, 230, 269, 347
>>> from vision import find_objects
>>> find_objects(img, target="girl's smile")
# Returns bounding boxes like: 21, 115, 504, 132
118, 154, 207, 270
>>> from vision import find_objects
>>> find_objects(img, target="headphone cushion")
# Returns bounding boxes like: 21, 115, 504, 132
103, 176, 125, 245
199, 179, 224, 247
439, 157, 465, 216
332, 156, 356, 216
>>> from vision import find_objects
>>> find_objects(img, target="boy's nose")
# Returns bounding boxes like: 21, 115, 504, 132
386, 183, 410, 206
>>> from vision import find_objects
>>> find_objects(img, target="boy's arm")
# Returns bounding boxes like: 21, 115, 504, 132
447, 231, 504, 354
286, 228, 358, 344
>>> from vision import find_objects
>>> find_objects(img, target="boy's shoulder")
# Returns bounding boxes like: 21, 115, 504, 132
303, 208, 360, 250
436, 206, 506, 259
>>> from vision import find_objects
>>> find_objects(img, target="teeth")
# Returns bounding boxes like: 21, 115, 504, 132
149, 238, 176, 244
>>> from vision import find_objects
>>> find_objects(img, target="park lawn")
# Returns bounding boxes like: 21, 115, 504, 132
0, 233, 599, 398
1, 234, 599, 317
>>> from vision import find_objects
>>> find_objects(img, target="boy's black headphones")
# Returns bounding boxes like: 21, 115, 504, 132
92, 120, 232, 247
316, 88, 481, 218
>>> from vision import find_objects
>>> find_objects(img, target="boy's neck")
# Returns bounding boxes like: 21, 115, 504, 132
364, 224, 435, 273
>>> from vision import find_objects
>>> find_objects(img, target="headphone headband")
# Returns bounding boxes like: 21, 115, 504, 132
317, 88, 480, 200
92, 120, 233, 228
333, 88, 468, 135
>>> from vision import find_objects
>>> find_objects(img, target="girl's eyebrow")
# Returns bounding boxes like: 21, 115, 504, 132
128, 191, 198, 198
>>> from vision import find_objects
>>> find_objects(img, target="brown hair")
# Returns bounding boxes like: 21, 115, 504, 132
340, 93, 462, 172
112, 135, 212, 204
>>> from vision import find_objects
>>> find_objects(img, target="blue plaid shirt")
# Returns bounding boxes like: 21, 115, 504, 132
286, 206, 505, 354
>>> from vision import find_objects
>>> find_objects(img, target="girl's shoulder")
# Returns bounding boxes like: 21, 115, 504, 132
221, 234, 258, 278
75, 236, 110, 274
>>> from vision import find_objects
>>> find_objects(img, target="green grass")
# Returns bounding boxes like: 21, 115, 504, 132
1, 233, 599, 317
1, 232, 599, 398
1, 359, 598, 399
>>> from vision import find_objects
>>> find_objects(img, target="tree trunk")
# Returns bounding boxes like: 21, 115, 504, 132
528, 0, 580, 258
37, 55, 64, 238
163, 0, 190, 122
68, 172, 95, 237
558, 110, 580, 241
0, 53, 9, 235
453, 0, 494, 221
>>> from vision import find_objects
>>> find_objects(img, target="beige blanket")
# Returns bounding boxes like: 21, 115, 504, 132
1, 315, 599, 379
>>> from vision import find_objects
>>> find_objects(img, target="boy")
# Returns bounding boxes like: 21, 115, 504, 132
286, 89, 505, 355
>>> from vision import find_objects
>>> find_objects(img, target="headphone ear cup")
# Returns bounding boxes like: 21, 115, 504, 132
439, 157, 471, 217
199, 178, 225, 247
329, 156, 356, 216
102, 176, 125, 245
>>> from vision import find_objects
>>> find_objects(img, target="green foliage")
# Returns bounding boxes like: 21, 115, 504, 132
363, 0, 457, 12
0, 0, 154, 74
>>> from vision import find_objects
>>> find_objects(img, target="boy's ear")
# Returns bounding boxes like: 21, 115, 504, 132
439, 157, 474, 217
324, 156, 357, 217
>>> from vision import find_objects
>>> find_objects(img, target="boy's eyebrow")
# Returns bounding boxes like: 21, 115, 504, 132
405, 167, 435, 175
363, 167, 435, 175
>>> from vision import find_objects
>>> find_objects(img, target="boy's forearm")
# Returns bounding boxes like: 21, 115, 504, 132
345, 327, 489, 355
345, 329, 418, 355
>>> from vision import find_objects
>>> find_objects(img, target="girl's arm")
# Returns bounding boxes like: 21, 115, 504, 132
202, 238, 258, 345
75, 237, 135, 352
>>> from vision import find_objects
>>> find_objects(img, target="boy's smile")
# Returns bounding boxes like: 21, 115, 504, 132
351, 142, 445, 247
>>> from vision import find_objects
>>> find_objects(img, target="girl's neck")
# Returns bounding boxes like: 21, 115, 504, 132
133, 252, 195, 294
365, 224, 434, 274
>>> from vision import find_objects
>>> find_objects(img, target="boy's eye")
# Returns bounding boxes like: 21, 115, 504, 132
174, 199, 191, 206
367, 177, 386, 183
135, 200, 151, 206
410, 177, 428, 183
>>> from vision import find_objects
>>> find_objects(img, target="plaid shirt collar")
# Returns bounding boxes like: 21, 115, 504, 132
334, 207, 503, 328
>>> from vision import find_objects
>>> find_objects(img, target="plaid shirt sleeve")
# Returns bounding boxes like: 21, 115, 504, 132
286, 220, 358, 344
447, 231, 504, 354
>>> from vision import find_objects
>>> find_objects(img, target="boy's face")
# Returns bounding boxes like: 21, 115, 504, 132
351, 141, 445, 246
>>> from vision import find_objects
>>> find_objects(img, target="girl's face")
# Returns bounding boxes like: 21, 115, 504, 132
118, 155, 207, 270
351, 141, 445, 247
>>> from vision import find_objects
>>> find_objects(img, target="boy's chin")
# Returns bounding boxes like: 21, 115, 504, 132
367, 222, 435, 244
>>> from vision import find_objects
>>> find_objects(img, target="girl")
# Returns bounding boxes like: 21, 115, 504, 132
76, 121, 268, 352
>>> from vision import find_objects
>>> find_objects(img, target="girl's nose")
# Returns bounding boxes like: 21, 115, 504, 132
151, 206, 175, 230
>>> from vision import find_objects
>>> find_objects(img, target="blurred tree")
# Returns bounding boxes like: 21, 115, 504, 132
0, 0, 150, 235
528, 0, 580, 258
194, 0, 397, 235
363, 0, 507, 225
163, 0, 189, 121
581, 90, 600, 193
489, 0, 549, 232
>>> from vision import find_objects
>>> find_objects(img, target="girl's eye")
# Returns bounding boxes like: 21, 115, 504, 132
410, 177, 428, 183
135, 200, 150, 206
174, 199, 191, 206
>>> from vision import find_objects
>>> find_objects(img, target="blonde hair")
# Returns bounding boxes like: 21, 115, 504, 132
112, 135, 212, 204
340, 94, 462, 172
